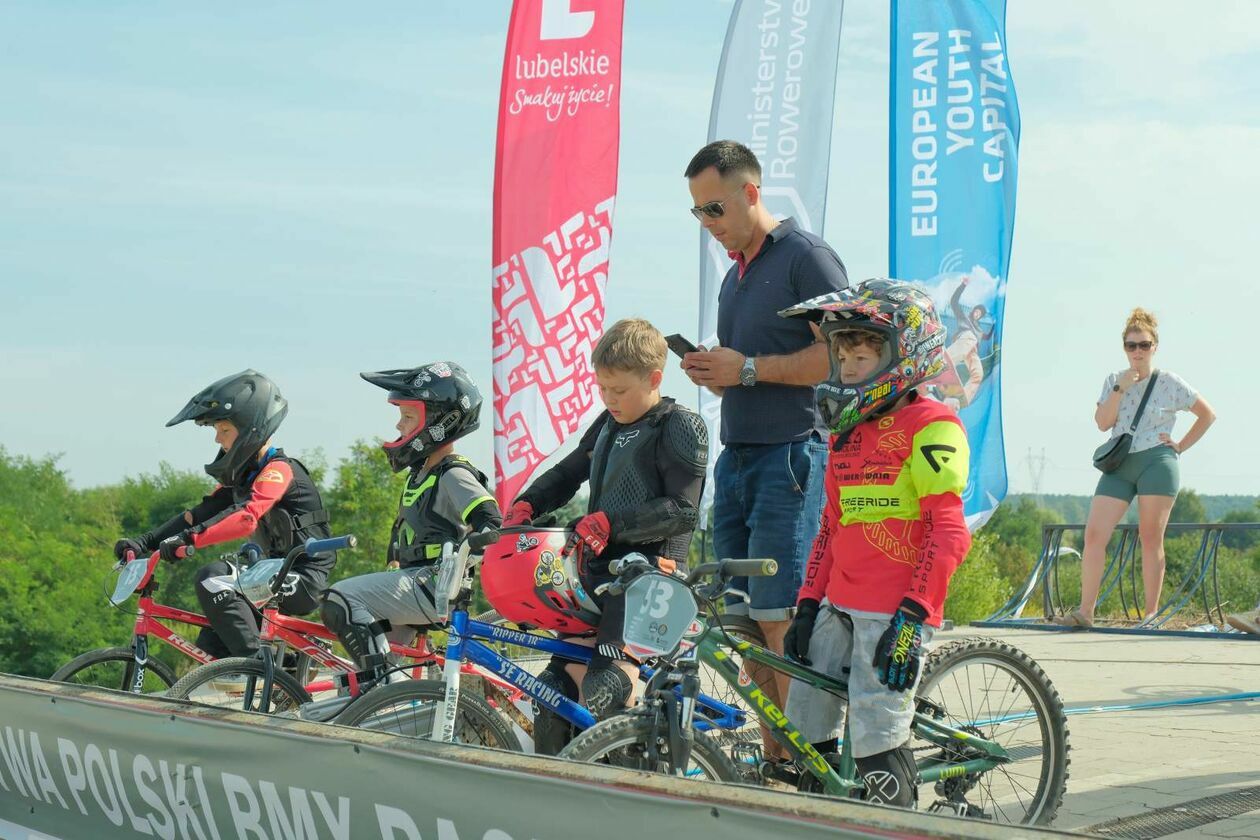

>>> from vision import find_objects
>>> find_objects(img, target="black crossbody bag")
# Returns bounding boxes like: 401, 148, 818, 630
1092, 371, 1159, 473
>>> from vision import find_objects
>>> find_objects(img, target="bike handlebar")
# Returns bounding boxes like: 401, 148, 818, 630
715, 558, 777, 579
305, 535, 357, 555
607, 553, 653, 576
466, 529, 500, 553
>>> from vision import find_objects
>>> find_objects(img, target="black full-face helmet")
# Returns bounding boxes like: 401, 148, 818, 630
360, 361, 483, 473
167, 370, 288, 486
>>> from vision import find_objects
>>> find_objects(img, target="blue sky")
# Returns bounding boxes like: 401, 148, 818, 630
2, 1, 1257, 496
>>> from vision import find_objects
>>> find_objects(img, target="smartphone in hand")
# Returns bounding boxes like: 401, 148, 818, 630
665, 333, 699, 359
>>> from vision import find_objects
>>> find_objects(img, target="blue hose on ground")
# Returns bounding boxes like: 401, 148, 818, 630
974, 690, 1260, 726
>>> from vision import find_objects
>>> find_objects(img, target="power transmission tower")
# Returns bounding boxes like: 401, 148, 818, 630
1026, 447, 1047, 506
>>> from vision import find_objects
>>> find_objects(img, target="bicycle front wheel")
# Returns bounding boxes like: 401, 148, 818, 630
694, 615, 765, 751
332, 679, 522, 751
560, 713, 741, 783
51, 647, 178, 694
167, 657, 312, 714
915, 636, 1070, 826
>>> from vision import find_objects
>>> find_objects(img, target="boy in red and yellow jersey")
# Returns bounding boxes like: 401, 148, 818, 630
778, 279, 971, 808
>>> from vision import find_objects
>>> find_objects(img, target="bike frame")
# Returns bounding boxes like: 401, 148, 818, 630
113, 552, 439, 694
692, 627, 1012, 797
431, 609, 748, 742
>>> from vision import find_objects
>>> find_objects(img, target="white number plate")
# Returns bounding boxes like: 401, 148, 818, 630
622, 573, 697, 659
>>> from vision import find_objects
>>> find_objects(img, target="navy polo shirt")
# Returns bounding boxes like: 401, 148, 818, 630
716, 217, 848, 445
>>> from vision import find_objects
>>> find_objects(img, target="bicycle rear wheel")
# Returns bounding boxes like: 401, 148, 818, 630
560, 712, 741, 783
51, 647, 178, 694
915, 636, 1070, 825
167, 657, 312, 714
332, 679, 522, 752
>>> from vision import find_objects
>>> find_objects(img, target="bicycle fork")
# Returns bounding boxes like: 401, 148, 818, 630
129, 634, 149, 694
653, 669, 700, 775
432, 611, 466, 742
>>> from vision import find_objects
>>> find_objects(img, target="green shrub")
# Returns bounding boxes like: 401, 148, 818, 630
945, 533, 1011, 624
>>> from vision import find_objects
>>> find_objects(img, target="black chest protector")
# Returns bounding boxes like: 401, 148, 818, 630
394, 455, 489, 569
230, 452, 332, 566
587, 402, 690, 563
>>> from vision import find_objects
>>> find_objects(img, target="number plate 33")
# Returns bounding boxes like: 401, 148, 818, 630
622, 573, 698, 659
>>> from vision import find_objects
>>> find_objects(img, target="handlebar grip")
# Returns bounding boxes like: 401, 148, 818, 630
305, 535, 357, 555
608, 552, 653, 576
719, 558, 777, 578
467, 530, 500, 552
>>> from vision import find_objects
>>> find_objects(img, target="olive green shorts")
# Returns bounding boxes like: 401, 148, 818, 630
1095, 445, 1180, 502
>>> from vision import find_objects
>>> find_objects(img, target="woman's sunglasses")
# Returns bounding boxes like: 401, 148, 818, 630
1124, 340, 1154, 351
689, 184, 758, 220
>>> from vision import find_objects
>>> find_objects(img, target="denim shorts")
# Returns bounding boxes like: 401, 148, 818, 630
712, 436, 828, 621
1095, 444, 1180, 502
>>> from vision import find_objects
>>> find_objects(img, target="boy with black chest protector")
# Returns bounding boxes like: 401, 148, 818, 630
502, 318, 709, 754
113, 370, 333, 659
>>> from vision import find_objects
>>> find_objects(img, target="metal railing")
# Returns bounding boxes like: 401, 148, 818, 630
978, 522, 1259, 633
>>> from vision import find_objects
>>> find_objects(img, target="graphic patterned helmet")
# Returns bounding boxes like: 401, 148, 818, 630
779, 278, 947, 436
360, 361, 483, 473
167, 370, 288, 486
479, 529, 601, 634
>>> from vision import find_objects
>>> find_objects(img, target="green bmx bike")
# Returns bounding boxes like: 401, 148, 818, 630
559, 555, 1070, 826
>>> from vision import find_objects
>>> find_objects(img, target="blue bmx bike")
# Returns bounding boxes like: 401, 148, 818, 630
328, 527, 770, 771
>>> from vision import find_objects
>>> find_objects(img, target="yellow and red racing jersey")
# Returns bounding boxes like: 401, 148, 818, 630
799, 393, 971, 627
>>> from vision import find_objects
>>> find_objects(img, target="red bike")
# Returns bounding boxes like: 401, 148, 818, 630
52, 536, 436, 698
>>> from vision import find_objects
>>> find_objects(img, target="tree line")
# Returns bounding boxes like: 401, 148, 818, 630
1, 446, 1255, 679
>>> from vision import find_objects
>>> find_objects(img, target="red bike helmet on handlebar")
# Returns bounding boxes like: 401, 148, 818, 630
479, 528, 601, 634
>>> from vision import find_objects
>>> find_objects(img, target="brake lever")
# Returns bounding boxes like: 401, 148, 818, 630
594, 581, 626, 598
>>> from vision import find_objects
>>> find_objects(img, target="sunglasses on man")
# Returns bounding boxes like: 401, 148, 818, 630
690, 183, 759, 220
1124, 340, 1155, 351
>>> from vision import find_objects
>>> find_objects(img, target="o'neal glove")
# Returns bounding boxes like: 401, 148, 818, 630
113, 538, 148, 562
158, 532, 194, 563
784, 599, 821, 665
872, 598, 928, 692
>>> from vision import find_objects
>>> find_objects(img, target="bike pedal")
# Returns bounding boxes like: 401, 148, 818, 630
928, 800, 989, 820
730, 741, 765, 784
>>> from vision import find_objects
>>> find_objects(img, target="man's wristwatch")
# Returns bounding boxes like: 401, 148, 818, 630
739, 356, 758, 387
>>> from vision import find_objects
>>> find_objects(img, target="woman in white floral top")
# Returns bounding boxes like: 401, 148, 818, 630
1061, 308, 1216, 628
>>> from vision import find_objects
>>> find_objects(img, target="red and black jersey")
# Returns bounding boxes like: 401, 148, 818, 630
187, 449, 332, 568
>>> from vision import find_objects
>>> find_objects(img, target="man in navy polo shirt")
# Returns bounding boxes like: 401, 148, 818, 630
682, 140, 848, 740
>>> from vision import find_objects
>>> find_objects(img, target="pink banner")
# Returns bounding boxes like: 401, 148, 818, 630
492, 0, 624, 508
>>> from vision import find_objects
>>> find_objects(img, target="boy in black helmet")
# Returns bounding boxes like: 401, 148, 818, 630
113, 370, 333, 658
320, 361, 501, 675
